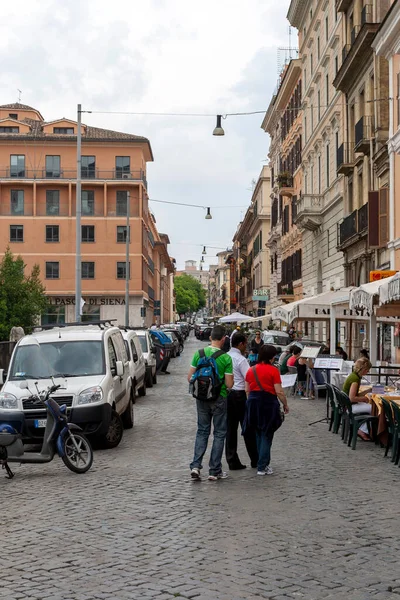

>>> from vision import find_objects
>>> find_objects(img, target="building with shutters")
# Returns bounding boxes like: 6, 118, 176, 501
287, 0, 346, 314
232, 166, 272, 316
262, 60, 303, 310
0, 102, 175, 327
372, 0, 400, 271
333, 0, 392, 286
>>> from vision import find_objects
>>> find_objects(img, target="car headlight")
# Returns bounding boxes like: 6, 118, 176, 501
78, 386, 103, 405
0, 393, 18, 410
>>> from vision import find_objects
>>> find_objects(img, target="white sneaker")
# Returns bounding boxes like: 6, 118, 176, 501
257, 470, 266, 476
266, 466, 273, 475
208, 472, 228, 481
191, 468, 201, 480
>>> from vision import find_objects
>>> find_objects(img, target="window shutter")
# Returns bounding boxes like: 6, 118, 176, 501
379, 187, 389, 246
368, 191, 379, 248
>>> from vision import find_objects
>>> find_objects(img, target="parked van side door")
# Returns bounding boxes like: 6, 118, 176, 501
107, 337, 125, 410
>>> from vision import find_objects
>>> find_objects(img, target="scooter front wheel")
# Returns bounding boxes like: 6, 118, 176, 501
62, 432, 93, 474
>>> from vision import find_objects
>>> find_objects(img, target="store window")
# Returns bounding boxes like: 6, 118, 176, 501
82, 305, 100, 322
41, 306, 66, 325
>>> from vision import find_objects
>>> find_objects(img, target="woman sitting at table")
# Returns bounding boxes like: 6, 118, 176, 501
342, 358, 373, 441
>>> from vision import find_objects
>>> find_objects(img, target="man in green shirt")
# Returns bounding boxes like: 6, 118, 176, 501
187, 325, 233, 481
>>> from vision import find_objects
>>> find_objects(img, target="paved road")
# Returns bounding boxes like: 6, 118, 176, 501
2, 335, 400, 600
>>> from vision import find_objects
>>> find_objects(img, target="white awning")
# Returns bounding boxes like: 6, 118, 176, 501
379, 272, 400, 305
271, 288, 354, 324
350, 276, 397, 311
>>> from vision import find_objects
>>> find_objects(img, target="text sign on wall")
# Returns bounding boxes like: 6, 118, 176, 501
369, 270, 397, 282
229, 258, 236, 305
49, 297, 126, 306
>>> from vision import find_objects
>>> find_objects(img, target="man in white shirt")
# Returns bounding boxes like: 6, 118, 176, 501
226, 332, 258, 470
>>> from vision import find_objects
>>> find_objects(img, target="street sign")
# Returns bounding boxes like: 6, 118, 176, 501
369, 270, 397, 282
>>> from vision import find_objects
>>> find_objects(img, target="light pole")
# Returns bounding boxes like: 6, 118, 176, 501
75, 104, 82, 322
125, 192, 130, 327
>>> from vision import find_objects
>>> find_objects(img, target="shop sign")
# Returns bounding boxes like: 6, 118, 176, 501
229, 258, 236, 304
369, 270, 397, 282
49, 297, 126, 306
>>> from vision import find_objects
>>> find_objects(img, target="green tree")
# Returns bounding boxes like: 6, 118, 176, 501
0, 248, 48, 341
174, 274, 206, 315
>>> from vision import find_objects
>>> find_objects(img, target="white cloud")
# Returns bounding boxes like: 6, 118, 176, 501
0, 0, 292, 269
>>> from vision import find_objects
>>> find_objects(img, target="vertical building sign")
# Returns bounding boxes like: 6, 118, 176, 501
229, 257, 236, 309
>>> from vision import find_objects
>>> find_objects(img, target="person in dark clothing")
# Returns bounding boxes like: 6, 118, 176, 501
336, 346, 348, 361
249, 330, 264, 366
226, 334, 258, 470
243, 345, 289, 475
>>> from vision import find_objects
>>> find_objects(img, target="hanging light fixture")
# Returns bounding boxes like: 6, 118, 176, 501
205, 207, 212, 220
201, 255, 205, 263
213, 115, 225, 136
202, 246, 207, 255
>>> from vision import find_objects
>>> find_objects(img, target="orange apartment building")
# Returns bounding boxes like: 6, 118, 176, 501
0, 102, 175, 327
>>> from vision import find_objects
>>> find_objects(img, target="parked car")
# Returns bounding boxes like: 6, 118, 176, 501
161, 325, 185, 347
149, 329, 174, 372
0, 324, 132, 449
163, 330, 181, 357
176, 322, 190, 338
121, 330, 147, 397
136, 329, 157, 387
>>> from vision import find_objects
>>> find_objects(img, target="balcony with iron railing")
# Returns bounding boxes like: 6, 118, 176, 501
355, 115, 374, 154
333, 5, 379, 93
277, 281, 295, 302
338, 202, 369, 248
337, 142, 355, 175
293, 194, 323, 232
0, 168, 148, 187
276, 172, 294, 197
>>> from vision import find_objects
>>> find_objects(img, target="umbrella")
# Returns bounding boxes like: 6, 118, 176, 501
218, 312, 256, 323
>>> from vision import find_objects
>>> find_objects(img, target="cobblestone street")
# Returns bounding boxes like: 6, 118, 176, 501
2, 336, 400, 600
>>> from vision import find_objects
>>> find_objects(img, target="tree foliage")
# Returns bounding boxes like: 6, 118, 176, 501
174, 274, 206, 315
0, 248, 48, 341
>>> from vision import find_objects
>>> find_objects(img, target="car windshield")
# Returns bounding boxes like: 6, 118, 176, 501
138, 335, 148, 353
164, 332, 174, 341
9, 340, 105, 380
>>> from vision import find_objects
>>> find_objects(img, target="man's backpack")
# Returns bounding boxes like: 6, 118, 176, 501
189, 349, 225, 401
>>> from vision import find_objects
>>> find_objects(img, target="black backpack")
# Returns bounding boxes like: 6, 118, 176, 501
189, 349, 225, 401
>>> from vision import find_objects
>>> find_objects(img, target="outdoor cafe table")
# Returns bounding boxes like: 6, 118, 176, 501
367, 394, 400, 445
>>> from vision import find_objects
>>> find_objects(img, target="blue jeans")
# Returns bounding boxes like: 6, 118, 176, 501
255, 430, 273, 471
190, 396, 227, 476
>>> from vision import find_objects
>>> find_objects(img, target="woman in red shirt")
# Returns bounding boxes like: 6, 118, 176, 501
243, 345, 289, 476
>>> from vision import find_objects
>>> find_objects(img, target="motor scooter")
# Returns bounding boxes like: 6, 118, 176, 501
0, 382, 93, 479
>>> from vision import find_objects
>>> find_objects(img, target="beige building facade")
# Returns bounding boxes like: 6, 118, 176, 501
288, 0, 346, 303
263, 61, 303, 310
232, 166, 272, 316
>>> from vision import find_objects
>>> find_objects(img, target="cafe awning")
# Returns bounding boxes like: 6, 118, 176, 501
350, 275, 397, 311
271, 288, 354, 324
379, 272, 400, 306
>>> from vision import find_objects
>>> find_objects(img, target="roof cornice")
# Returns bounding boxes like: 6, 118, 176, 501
287, 0, 308, 28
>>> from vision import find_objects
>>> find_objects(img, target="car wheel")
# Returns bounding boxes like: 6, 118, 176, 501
138, 380, 146, 397
146, 370, 154, 388
102, 410, 124, 449
152, 370, 157, 385
122, 392, 134, 429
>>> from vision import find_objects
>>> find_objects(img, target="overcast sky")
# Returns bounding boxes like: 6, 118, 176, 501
0, 0, 293, 269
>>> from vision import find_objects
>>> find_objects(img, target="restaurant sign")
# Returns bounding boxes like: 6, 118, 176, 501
252, 287, 270, 302
369, 270, 397, 282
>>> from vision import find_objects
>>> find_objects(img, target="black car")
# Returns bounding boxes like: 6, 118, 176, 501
162, 329, 184, 355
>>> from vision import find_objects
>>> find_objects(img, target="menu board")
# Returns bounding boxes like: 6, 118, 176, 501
314, 356, 344, 370
281, 374, 297, 388
300, 346, 321, 359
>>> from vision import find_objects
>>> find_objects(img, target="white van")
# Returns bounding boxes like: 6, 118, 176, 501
120, 330, 146, 397
135, 329, 157, 387
0, 324, 132, 449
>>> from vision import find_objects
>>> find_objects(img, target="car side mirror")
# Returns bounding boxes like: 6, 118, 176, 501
116, 361, 124, 377
19, 380, 29, 390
